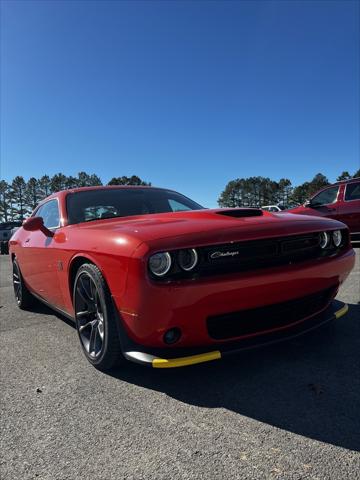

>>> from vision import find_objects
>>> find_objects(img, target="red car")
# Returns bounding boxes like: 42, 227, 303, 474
288, 177, 360, 243
9, 186, 355, 370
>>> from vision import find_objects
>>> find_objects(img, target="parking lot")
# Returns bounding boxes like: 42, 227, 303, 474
0, 251, 359, 480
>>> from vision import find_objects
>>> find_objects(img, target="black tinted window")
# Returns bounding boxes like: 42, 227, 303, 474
345, 182, 360, 201
311, 186, 339, 205
36, 200, 60, 228
66, 188, 204, 225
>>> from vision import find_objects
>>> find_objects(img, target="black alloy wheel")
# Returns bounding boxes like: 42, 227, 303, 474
74, 263, 123, 370
12, 258, 34, 309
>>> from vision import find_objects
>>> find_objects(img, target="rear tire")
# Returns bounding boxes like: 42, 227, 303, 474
73, 263, 123, 371
12, 258, 35, 310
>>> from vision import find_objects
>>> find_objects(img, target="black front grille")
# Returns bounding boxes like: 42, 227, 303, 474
202, 233, 321, 272
196, 231, 347, 278
149, 229, 349, 281
207, 287, 336, 340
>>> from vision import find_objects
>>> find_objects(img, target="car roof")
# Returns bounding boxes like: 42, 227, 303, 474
334, 177, 359, 185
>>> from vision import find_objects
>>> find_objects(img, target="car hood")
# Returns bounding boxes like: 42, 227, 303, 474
74, 208, 346, 251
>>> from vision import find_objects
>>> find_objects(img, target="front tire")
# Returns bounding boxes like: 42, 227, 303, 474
12, 258, 35, 310
73, 263, 123, 371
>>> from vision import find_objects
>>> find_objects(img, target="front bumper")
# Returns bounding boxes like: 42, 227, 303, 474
116, 248, 354, 348
121, 300, 348, 368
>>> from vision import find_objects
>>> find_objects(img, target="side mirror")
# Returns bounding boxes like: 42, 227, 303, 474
304, 200, 311, 207
23, 217, 54, 237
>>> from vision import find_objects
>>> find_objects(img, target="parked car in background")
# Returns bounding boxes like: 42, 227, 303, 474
262, 205, 287, 212
9, 186, 354, 371
0, 221, 21, 254
288, 178, 360, 243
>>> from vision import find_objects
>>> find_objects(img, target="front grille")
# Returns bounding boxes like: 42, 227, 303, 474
199, 232, 334, 277
149, 229, 349, 281
207, 287, 336, 340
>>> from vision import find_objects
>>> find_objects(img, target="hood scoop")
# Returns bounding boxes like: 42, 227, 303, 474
216, 208, 263, 218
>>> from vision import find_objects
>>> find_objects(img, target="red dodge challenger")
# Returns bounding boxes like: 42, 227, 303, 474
9, 186, 355, 370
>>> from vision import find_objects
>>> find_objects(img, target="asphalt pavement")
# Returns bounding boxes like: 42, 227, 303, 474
1, 251, 359, 480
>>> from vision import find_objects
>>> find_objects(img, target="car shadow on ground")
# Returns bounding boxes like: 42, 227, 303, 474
31, 302, 76, 330
107, 303, 360, 452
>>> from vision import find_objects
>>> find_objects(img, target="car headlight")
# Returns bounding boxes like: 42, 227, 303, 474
178, 249, 198, 271
319, 232, 330, 249
148, 252, 172, 277
332, 230, 342, 247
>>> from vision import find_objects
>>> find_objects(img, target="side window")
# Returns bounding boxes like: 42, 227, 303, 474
168, 199, 192, 212
36, 200, 60, 229
344, 182, 360, 201
311, 186, 339, 206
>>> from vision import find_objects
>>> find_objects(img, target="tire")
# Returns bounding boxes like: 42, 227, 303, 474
12, 258, 35, 310
73, 263, 123, 371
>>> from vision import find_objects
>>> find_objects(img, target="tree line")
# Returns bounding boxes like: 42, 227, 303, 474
0, 172, 150, 222
218, 170, 360, 208
1, 168, 359, 222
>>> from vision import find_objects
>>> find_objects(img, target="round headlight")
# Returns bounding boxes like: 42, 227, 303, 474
332, 230, 342, 247
319, 232, 330, 249
178, 249, 198, 271
149, 252, 172, 277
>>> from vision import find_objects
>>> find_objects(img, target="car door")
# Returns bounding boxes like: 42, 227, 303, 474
20, 199, 64, 308
337, 181, 360, 234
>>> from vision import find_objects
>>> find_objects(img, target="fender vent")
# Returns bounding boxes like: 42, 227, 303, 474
216, 209, 263, 218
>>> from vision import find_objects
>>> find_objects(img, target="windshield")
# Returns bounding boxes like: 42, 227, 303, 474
66, 188, 204, 225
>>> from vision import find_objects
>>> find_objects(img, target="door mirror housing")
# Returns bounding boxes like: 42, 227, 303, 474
23, 217, 54, 237
305, 199, 322, 208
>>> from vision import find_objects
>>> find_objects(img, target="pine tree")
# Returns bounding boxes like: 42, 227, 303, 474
337, 171, 351, 181
50, 173, 68, 193
38, 175, 52, 198
107, 175, 150, 186
25, 177, 41, 212
11, 176, 28, 221
0, 180, 10, 222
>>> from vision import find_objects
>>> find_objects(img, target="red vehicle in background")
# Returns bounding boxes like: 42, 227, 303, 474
288, 178, 360, 243
9, 186, 355, 371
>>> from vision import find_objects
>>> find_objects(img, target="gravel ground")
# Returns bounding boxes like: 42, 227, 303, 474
0, 251, 359, 480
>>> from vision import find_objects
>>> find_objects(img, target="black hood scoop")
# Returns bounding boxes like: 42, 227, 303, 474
216, 209, 263, 218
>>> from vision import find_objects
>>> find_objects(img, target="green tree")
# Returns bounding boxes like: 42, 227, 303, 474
50, 173, 68, 192
307, 173, 329, 196
218, 179, 243, 207
25, 177, 41, 211
277, 178, 293, 205
38, 175, 52, 198
108, 175, 150, 186
0, 180, 10, 222
291, 182, 310, 205
77, 171, 102, 187
353, 169, 360, 178
337, 171, 351, 181
218, 177, 279, 207
11, 176, 28, 221
65, 176, 78, 189
290, 173, 329, 204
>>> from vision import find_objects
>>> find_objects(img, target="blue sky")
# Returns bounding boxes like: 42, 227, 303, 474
1, 0, 359, 207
